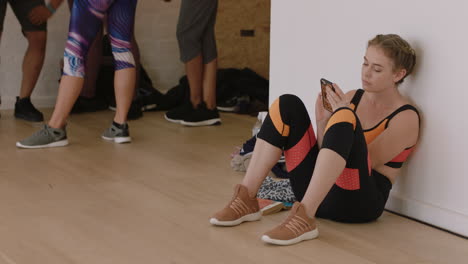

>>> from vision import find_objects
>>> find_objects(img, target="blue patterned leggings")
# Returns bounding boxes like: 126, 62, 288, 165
63, 0, 138, 77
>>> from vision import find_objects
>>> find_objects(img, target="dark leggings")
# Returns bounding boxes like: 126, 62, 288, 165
257, 94, 392, 223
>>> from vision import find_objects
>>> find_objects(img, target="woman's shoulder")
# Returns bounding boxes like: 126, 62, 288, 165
345, 89, 359, 101
396, 96, 420, 117
388, 102, 420, 131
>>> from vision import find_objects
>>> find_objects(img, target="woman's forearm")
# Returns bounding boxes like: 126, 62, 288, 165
316, 119, 328, 148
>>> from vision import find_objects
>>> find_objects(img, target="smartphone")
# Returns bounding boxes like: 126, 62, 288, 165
320, 78, 335, 112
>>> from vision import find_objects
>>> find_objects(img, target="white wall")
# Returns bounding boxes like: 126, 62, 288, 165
271, 0, 468, 236
0, 0, 184, 109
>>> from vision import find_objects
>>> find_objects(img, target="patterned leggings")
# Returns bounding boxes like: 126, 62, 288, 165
257, 94, 392, 223
63, 0, 138, 77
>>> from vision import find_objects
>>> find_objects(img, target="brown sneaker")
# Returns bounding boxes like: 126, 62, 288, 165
210, 184, 262, 226
261, 202, 318, 245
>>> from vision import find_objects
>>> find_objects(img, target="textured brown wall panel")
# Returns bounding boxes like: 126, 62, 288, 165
216, 0, 270, 79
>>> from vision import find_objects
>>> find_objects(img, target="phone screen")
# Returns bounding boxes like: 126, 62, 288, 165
320, 78, 334, 112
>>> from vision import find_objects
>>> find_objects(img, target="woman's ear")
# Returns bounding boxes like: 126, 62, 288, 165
394, 68, 407, 83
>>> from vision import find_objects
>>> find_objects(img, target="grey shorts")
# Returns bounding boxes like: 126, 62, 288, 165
0, 0, 47, 33
176, 0, 218, 64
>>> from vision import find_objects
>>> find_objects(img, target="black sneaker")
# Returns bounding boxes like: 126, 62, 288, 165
217, 96, 238, 112
181, 102, 221, 126
14, 96, 44, 122
164, 101, 194, 124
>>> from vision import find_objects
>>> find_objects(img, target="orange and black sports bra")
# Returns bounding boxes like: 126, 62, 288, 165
349, 89, 420, 168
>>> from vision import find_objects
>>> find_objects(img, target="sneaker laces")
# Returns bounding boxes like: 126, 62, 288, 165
30, 125, 52, 138
284, 215, 312, 237
229, 197, 252, 217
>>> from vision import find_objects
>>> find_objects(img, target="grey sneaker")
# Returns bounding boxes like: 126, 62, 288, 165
16, 124, 68, 149
101, 123, 131, 143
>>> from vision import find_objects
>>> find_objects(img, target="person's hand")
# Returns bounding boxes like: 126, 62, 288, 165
326, 83, 350, 112
28, 5, 52, 26
315, 92, 332, 123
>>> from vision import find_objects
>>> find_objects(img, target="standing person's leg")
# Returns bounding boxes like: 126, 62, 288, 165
201, 0, 218, 110
131, 35, 140, 93
66, 0, 104, 115
123, 34, 142, 120
100, 0, 137, 144
185, 55, 203, 107
181, 0, 220, 126
48, 0, 107, 128
8, 0, 47, 122
166, 0, 220, 126
210, 94, 318, 226
16, 0, 108, 148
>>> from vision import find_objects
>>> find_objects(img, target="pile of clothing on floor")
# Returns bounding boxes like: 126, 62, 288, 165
155, 67, 269, 116
73, 67, 269, 120
230, 114, 297, 204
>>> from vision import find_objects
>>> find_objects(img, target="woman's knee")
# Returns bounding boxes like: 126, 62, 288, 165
278, 94, 303, 106
326, 108, 357, 132
25, 31, 47, 52
273, 94, 308, 119
322, 108, 357, 160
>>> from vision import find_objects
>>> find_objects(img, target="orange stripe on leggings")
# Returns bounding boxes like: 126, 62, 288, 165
324, 108, 356, 134
269, 98, 290, 136
284, 125, 316, 172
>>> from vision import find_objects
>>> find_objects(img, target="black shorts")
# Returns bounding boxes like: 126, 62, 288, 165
0, 0, 47, 33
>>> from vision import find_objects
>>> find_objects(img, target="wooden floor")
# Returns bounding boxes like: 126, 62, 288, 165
0, 109, 466, 264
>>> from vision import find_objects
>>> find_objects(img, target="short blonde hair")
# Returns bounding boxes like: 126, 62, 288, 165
368, 34, 416, 84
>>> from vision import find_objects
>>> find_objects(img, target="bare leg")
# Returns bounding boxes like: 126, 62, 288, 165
48, 76, 85, 128
300, 148, 346, 218
113, 68, 136, 124
131, 35, 141, 94
240, 138, 283, 198
202, 58, 217, 110
20, 31, 47, 98
185, 54, 203, 107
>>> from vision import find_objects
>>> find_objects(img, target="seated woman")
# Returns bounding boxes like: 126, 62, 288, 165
16, 0, 138, 148
210, 34, 420, 246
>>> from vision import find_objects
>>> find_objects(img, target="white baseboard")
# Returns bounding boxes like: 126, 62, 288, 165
386, 193, 468, 237
0, 95, 56, 110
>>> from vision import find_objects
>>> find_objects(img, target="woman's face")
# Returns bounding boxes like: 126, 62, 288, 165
361, 45, 403, 92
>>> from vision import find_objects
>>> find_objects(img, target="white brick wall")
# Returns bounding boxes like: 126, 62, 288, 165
0, 0, 184, 109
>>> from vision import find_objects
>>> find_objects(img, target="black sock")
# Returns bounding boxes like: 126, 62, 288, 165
113, 121, 127, 129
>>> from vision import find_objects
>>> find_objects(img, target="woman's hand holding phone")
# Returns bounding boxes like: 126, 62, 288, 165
319, 78, 349, 113
326, 83, 348, 111
315, 92, 332, 123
